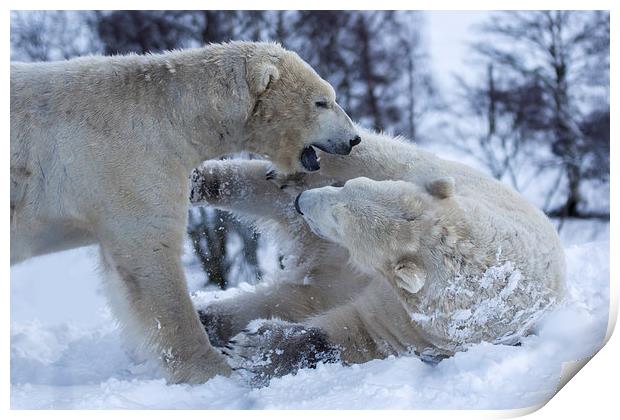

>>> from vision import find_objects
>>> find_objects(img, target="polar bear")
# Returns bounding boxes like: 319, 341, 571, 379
191, 125, 566, 384
10, 41, 360, 384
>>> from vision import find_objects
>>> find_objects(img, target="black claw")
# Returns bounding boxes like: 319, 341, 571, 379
225, 345, 234, 350
228, 339, 237, 345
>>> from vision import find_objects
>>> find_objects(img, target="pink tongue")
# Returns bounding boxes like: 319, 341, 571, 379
300, 146, 320, 171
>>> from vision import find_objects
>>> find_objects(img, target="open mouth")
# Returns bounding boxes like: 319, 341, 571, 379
300, 146, 321, 171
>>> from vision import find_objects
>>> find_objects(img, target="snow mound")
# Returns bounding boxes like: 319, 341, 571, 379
10, 240, 609, 409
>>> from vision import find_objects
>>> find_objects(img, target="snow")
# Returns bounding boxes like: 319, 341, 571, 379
10, 222, 609, 409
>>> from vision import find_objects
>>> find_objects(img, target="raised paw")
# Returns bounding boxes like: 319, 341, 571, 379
223, 319, 340, 387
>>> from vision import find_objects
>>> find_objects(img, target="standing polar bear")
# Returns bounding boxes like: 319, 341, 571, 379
192, 125, 566, 384
10, 41, 360, 384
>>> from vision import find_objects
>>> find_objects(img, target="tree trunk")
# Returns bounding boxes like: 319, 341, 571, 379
563, 162, 581, 217
406, 48, 416, 140
188, 208, 229, 289
356, 15, 383, 129
202, 11, 220, 43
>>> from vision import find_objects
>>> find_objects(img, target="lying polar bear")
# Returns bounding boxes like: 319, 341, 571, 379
10, 41, 360, 383
191, 125, 566, 384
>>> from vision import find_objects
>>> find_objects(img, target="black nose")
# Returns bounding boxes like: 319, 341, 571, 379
294, 192, 304, 215
350, 136, 361, 147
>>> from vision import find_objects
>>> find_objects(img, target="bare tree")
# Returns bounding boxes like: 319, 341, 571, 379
187, 208, 260, 289
394, 12, 437, 141
472, 11, 609, 218
450, 64, 550, 191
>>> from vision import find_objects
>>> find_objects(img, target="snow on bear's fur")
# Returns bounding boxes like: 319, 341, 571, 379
297, 177, 562, 351
192, 124, 566, 384
10, 41, 359, 384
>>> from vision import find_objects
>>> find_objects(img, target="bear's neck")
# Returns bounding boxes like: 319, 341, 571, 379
319, 130, 423, 182
132, 48, 251, 168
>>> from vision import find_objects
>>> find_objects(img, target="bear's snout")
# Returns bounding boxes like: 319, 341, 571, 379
350, 135, 362, 147
313, 135, 360, 156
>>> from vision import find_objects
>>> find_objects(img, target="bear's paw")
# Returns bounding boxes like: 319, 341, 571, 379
221, 319, 340, 387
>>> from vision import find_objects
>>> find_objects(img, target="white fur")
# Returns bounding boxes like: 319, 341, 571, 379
193, 124, 566, 368
10, 41, 358, 384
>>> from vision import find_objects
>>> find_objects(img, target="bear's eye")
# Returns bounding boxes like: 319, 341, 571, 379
315, 101, 329, 109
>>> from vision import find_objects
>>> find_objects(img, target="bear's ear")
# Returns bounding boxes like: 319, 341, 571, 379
249, 63, 280, 96
426, 177, 455, 199
394, 258, 426, 294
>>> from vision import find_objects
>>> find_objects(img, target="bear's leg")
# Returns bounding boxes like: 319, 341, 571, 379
99, 224, 231, 384
225, 303, 380, 386
304, 302, 384, 365
225, 318, 341, 387
226, 282, 422, 385
306, 281, 433, 365
199, 282, 334, 347
190, 159, 308, 221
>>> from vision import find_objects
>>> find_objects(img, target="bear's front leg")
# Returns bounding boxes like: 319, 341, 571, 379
99, 220, 231, 384
225, 319, 341, 387
190, 159, 295, 220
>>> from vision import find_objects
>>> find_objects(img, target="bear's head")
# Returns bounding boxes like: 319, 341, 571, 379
244, 45, 361, 173
295, 176, 461, 295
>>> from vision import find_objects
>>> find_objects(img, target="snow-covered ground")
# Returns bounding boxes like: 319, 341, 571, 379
10, 218, 609, 409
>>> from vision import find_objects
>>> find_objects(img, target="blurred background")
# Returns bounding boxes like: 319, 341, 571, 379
10, 10, 610, 290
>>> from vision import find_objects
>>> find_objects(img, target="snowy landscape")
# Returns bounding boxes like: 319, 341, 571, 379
10, 10, 610, 410
10, 220, 609, 409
